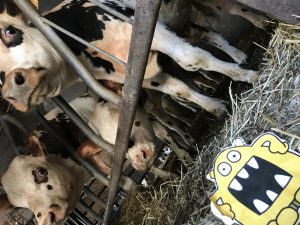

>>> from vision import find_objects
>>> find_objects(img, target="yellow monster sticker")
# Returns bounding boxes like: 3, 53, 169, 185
208, 133, 300, 225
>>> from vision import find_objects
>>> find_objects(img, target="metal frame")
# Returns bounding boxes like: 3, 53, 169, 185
9, 0, 163, 224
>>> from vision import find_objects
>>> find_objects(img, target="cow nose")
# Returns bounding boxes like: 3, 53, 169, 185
14, 72, 25, 85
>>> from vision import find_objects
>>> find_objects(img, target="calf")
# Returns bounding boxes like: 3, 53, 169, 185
1, 132, 90, 225
45, 93, 191, 172
0, 0, 257, 117
46, 94, 157, 172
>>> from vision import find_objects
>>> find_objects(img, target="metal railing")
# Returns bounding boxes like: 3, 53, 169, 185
10, 0, 163, 224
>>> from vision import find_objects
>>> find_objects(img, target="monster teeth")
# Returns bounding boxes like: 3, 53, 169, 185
253, 199, 269, 213
229, 179, 243, 191
266, 190, 278, 202
237, 168, 249, 179
247, 157, 259, 169
216, 198, 223, 205
274, 174, 291, 188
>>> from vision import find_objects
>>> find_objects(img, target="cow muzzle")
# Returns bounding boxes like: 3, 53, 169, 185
128, 144, 155, 171
2, 67, 47, 111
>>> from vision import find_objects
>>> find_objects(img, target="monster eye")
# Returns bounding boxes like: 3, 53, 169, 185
218, 162, 231, 176
227, 150, 241, 163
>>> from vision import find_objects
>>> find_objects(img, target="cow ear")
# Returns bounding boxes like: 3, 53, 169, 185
0, 194, 13, 212
25, 131, 47, 159
3, 0, 21, 17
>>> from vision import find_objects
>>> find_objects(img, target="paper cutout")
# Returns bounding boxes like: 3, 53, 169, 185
208, 133, 300, 225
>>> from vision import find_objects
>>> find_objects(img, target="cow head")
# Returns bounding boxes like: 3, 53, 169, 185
1, 132, 90, 225
0, 1, 66, 111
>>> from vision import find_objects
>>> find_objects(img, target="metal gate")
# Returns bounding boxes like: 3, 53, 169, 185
1, 0, 163, 224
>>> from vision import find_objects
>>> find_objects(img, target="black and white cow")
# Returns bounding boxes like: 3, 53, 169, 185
0, 0, 258, 118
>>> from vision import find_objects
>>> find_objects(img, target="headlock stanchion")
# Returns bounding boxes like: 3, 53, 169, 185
8, 0, 163, 224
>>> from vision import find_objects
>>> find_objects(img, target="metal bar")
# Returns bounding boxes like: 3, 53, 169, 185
52, 96, 114, 153
35, 112, 109, 186
103, 0, 162, 224
79, 200, 103, 222
67, 216, 80, 225
73, 209, 94, 225
12, 0, 120, 105
83, 186, 106, 208
42, 18, 126, 66
89, 0, 133, 24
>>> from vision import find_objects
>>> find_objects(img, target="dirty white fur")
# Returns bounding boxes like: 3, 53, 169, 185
45, 95, 192, 169
45, 95, 157, 170
1, 154, 90, 225
89, 101, 156, 168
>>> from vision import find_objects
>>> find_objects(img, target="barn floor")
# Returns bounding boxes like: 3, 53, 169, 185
112, 20, 300, 225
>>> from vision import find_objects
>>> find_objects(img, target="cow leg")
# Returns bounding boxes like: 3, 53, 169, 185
204, 31, 248, 64
152, 23, 257, 83
192, 0, 268, 30
144, 90, 194, 146
151, 120, 192, 167
149, 166, 179, 181
203, 0, 268, 29
187, 26, 247, 64
143, 72, 227, 118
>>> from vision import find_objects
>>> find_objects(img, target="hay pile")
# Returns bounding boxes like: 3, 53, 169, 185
115, 23, 300, 225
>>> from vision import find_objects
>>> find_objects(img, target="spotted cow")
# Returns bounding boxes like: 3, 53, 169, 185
0, 0, 258, 118
44, 93, 192, 172
0, 96, 188, 225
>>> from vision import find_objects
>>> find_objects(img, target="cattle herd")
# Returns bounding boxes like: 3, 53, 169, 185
0, 0, 267, 224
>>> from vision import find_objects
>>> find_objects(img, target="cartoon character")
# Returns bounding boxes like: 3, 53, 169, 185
207, 133, 300, 225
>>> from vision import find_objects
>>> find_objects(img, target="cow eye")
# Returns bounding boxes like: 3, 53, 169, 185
32, 167, 48, 184
36, 167, 48, 177
5, 25, 17, 36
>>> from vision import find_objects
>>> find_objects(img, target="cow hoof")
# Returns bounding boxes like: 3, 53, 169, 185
250, 70, 259, 85
234, 50, 248, 64
207, 99, 228, 119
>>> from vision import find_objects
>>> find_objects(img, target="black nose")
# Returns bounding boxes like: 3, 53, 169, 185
14, 72, 25, 85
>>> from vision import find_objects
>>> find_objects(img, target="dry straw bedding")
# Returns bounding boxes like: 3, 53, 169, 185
116, 23, 300, 225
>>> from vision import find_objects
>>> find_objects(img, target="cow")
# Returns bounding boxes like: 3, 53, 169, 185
44, 93, 192, 172
0, 100, 187, 225
0, 0, 258, 118
1, 131, 91, 225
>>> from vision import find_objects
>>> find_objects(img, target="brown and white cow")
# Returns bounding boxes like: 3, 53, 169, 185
1, 132, 91, 225
45, 93, 192, 172
0, 0, 258, 118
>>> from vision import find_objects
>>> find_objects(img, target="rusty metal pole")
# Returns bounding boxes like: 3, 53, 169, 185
103, 0, 162, 224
